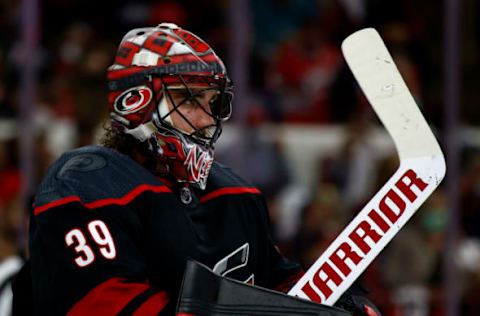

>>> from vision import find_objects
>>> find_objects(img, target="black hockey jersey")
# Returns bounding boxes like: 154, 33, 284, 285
28, 146, 302, 315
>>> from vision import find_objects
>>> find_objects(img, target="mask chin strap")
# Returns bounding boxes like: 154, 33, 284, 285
125, 121, 157, 142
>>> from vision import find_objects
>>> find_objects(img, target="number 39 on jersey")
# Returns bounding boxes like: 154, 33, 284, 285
65, 220, 117, 268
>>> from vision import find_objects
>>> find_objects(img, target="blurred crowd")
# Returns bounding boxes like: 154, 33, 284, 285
1, 0, 480, 315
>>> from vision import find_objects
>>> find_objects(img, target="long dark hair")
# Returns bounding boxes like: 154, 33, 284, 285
100, 126, 138, 156
100, 125, 162, 174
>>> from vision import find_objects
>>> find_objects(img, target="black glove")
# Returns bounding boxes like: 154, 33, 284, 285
335, 282, 381, 316
335, 294, 381, 316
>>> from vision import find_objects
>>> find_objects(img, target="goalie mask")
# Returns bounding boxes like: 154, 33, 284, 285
107, 23, 233, 189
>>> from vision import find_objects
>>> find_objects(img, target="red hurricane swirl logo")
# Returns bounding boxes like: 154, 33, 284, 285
114, 86, 153, 114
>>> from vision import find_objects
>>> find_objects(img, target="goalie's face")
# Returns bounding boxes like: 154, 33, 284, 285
151, 76, 233, 149
141, 80, 232, 189
166, 87, 220, 141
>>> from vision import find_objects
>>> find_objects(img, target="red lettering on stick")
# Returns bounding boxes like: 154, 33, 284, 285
302, 262, 343, 301
298, 169, 430, 304
349, 221, 382, 254
368, 209, 390, 233
301, 281, 322, 302
396, 169, 428, 202
379, 189, 406, 224
330, 242, 363, 277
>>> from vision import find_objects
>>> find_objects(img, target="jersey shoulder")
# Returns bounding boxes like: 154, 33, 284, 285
34, 146, 170, 211
207, 161, 255, 189
198, 162, 262, 202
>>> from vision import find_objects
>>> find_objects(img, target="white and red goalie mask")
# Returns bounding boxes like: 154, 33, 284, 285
107, 23, 233, 189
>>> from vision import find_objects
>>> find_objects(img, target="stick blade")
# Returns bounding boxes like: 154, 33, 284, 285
342, 28, 443, 161
288, 28, 445, 306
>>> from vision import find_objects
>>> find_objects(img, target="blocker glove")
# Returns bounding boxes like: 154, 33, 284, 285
335, 282, 381, 316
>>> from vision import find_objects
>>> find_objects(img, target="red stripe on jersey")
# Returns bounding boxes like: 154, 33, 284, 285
157, 177, 175, 189
200, 187, 261, 203
34, 184, 171, 215
132, 291, 169, 316
67, 278, 165, 316
35, 196, 82, 214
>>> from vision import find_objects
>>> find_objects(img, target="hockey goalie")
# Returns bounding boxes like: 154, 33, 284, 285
11, 24, 443, 316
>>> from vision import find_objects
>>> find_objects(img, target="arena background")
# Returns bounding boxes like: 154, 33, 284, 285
0, 0, 479, 315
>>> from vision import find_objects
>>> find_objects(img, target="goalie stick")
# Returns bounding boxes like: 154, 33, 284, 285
288, 28, 446, 305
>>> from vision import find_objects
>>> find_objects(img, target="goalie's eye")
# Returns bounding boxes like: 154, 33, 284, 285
182, 89, 217, 111
209, 91, 220, 104
169, 89, 191, 101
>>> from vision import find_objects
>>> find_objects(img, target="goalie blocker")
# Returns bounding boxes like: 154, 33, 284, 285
177, 260, 381, 315
176, 260, 349, 315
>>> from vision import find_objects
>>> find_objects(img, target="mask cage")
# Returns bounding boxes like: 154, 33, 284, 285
146, 74, 233, 149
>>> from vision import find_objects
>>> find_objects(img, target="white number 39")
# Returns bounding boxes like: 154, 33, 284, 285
65, 220, 116, 267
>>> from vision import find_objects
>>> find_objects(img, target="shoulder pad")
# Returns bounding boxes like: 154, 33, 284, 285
34, 146, 170, 212
206, 162, 253, 189
195, 162, 261, 203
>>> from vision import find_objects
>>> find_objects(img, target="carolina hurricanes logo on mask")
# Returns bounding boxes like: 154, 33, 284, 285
184, 144, 213, 189
114, 86, 153, 114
